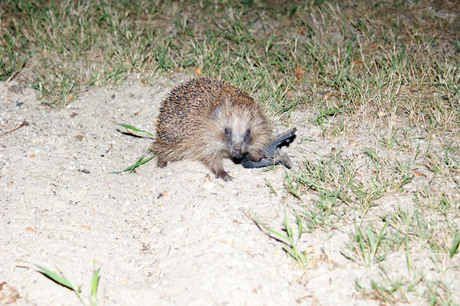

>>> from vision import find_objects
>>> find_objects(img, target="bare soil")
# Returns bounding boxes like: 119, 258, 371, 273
0, 75, 456, 305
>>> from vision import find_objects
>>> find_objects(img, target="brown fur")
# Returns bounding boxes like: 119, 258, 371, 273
151, 78, 271, 181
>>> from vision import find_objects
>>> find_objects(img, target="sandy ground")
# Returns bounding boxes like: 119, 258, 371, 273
1, 75, 453, 305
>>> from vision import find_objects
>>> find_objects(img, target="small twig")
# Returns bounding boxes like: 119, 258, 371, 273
1, 120, 29, 136
6, 71, 20, 83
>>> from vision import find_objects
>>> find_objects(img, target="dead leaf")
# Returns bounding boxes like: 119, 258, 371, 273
65, 94, 74, 105
322, 92, 340, 100
297, 26, 306, 35
194, 66, 203, 76
0, 282, 21, 304
81, 225, 91, 230
294, 65, 303, 80
308, 257, 319, 269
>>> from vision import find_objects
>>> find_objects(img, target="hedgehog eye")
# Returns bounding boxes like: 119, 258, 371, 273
224, 128, 230, 136
244, 129, 251, 142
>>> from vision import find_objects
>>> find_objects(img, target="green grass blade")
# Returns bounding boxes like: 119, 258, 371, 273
33, 264, 76, 291
117, 123, 154, 137
450, 229, 460, 258
314, 108, 352, 125
296, 213, 303, 241
90, 263, 100, 306
283, 213, 294, 244
110, 150, 155, 174
372, 221, 388, 261
253, 214, 288, 242
283, 245, 297, 259
356, 226, 367, 265
368, 227, 376, 258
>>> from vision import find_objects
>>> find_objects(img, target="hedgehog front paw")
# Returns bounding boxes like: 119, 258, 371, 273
248, 151, 264, 162
215, 169, 233, 181
157, 158, 167, 168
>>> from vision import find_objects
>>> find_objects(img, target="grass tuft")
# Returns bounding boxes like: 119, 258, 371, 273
253, 212, 308, 269
18, 260, 100, 306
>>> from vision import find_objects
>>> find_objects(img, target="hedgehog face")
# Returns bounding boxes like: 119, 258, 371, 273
223, 126, 252, 159
211, 97, 266, 160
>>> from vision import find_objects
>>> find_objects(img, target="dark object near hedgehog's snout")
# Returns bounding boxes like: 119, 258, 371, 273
241, 128, 296, 169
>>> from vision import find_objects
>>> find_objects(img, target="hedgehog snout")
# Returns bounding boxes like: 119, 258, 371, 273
231, 148, 243, 159
229, 139, 247, 159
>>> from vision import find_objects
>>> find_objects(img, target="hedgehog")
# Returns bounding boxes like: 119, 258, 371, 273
151, 78, 272, 181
